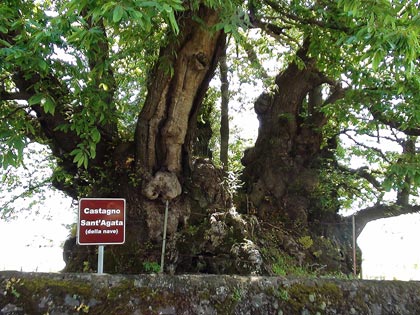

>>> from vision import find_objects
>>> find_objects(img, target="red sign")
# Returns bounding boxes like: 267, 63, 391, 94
77, 198, 126, 245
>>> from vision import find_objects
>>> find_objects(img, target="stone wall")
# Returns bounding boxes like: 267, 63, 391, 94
1, 271, 420, 314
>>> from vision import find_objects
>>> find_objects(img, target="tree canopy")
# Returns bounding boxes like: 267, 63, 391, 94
1, 0, 420, 274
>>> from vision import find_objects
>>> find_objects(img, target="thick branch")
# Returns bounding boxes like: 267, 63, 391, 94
11, 71, 79, 151
249, 19, 288, 42
239, 34, 269, 80
353, 204, 420, 237
9, 67, 117, 200
0, 90, 32, 101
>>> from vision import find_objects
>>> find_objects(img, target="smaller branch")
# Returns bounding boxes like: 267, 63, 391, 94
354, 129, 405, 146
262, 0, 351, 33
343, 132, 391, 162
322, 85, 349, 107
238, 33, 269, 79
337, 164, 381, 189
390, 128, 405, 145
0, 178, 52, 219
248, 0, 296, 44
369, 106, 420, 136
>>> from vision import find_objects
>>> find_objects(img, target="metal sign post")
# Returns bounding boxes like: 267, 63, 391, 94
98, 245, 104, 274
352, 214, 357, 277
160, 200, 169, 273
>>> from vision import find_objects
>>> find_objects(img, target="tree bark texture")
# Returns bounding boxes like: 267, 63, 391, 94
241, 44, 356, 273
135, 7, 225, 178
219, 48, 230, 170
242, 45, 330, 224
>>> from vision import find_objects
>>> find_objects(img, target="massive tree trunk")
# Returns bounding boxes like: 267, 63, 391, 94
64, 7, 241, 274
243, 45, 329, 223
241, 42, 356, 274
130, 5, 226, 238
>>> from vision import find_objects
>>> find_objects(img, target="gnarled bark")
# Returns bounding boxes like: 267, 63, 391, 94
242, 43, 336, 224
241, 42, 354, 273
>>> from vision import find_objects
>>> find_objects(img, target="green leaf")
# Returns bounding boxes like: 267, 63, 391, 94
89, 144, 96, 159
162, 3, 171, 13
136, 1, 157, 8
28, 94, 44, 105
74, 150, 87, 168
414, 173, 420, 186
38, 59, 48, 72
76, 157, 84, 168
224, 24, 232, 33
113, 5, 125, 23
128, 9, 143, 21
167, 11, 179, 34
170, 0, 185, 11
42, 96, 56, 115
91, 128, 101, 143
71, 149, 82, 162
0, 38, 11, 47
83, 155, 88, 169
372, 50, 383, 70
